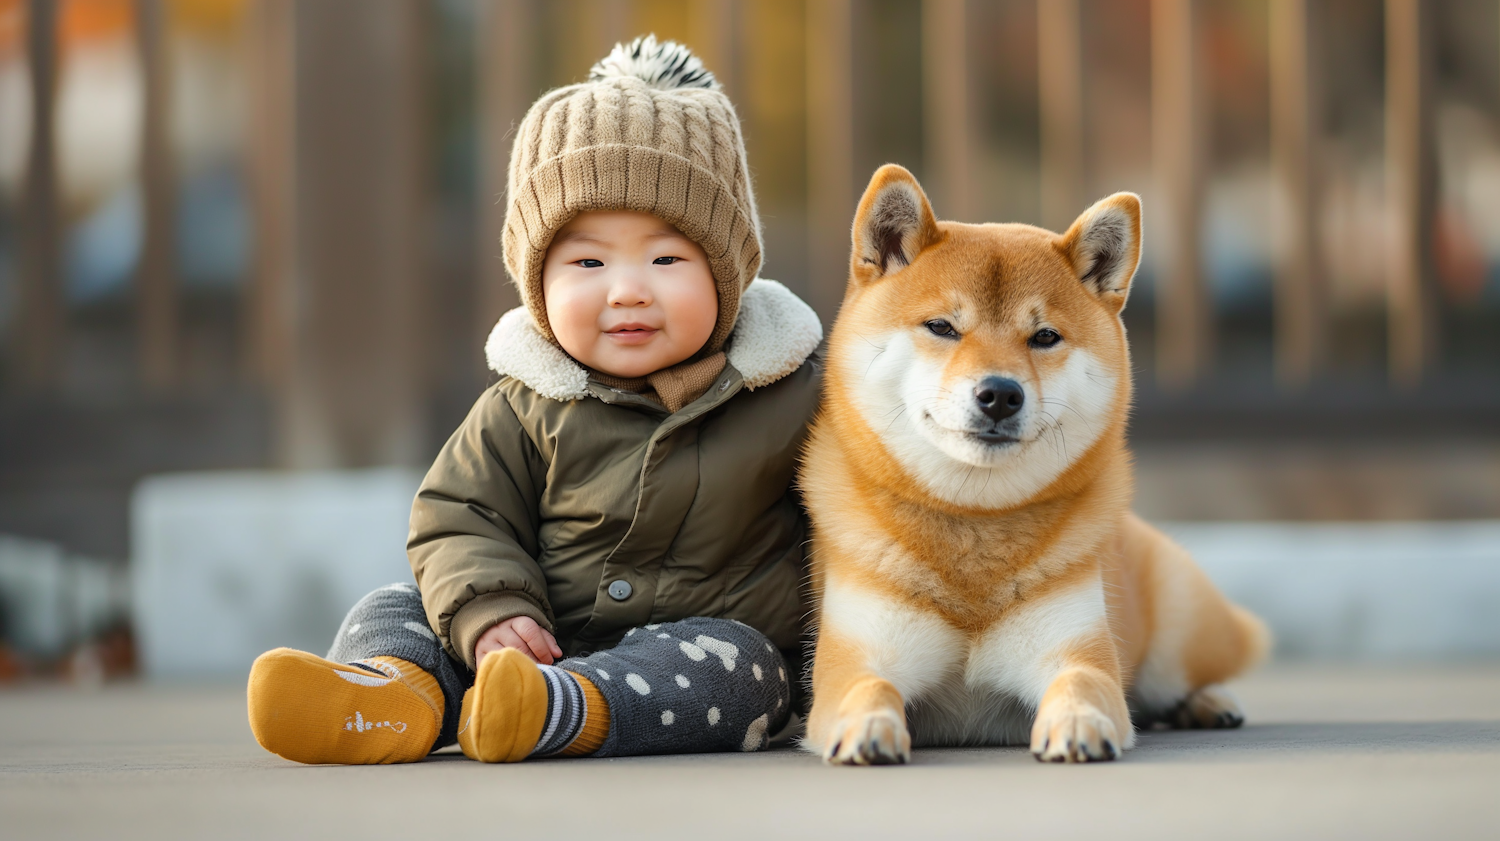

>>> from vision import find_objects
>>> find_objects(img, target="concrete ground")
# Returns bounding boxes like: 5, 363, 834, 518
2, 665, 1498, 840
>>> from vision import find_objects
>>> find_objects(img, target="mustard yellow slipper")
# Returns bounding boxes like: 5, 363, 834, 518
456, 648, 549, 763
247, 648, 443, 765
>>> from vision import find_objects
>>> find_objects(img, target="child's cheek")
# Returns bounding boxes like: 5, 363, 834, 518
671, 268, 718, 347
543, 275, 602, 357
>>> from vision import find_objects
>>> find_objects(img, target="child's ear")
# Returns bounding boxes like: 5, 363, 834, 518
1057, 192, 1142, 315
850, 164, 942, 285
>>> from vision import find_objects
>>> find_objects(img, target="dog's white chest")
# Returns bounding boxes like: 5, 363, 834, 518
821, 576, 1111, 747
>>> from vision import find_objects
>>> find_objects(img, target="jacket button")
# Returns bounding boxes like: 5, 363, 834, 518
607, 579, 633, 601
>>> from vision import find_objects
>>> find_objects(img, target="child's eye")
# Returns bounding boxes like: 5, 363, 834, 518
652, 256, 682, 265
575, 259, 604, 269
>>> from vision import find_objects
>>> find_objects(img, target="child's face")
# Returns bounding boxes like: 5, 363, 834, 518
542, 210, 718, 378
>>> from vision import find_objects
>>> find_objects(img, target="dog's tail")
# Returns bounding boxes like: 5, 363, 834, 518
1229, 604, 1273, 672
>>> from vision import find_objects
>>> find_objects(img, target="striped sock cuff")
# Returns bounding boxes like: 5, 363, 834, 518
559, 672, 609, 756
531, 665, 585, 756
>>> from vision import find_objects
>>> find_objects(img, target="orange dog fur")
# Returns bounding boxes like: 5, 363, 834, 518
802, 165, 1270, 765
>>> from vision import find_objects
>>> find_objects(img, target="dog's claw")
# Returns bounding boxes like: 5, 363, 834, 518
823, 709, 911, 766
1031, 704, 1124, 763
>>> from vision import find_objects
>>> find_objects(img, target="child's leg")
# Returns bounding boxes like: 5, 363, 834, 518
323, 583, 469, 743
559, 617, 791, 757
248, 583, 469, 764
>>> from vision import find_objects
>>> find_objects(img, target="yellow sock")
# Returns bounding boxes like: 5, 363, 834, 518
456, 648, 549, 762
559, 671, 610, 756
247, 648, 443, 765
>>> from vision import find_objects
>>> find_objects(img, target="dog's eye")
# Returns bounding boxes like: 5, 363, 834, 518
1030, 328, 1062, 348
925, 319, 958, 338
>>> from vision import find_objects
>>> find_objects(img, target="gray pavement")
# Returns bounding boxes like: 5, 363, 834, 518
2, 664, 1498, 840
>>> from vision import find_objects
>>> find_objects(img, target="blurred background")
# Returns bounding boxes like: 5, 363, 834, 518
0, 0, 1497, 683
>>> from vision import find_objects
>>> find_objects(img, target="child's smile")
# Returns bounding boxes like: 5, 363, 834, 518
603, 322, 661, 345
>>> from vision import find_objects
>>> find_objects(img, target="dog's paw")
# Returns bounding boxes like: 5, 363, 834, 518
1031, 703, 1123, 763
1171, 684, 1245, 730
823, 709, 911, 766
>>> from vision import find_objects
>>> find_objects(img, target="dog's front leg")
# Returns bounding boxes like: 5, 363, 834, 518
1029, 633, 1133, 763
806, 629, 911, 765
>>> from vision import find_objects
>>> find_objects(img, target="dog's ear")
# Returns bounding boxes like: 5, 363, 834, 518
850, 164, 942, 284
1058, 193, 1142, 314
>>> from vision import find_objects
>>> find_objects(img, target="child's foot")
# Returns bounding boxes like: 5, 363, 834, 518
457, 648, 609, 762
247, 648, 443, 764
457, 648, 547, 762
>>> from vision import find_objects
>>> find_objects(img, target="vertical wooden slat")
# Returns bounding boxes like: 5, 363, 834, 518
688, 0, 736, 99
15, 0, 62, 387
605, 0, 632, 45
1270, 0, 1325, 387
1038, 0, 1085, 233
805, 0, 854, 325
244, 0, 295, 388
1151, 0, 1208, 388
393, 0, 429, 452
281, 0, 428, 467
1384, 0, 1435, 386
551, 0, 634, 84
136, 0, 177, 390
476, 0, 536, 361
922, 0, 972, 222
579, 0, 633, 60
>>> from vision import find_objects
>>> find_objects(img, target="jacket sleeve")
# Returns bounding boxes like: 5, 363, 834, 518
407, 385, 552, 671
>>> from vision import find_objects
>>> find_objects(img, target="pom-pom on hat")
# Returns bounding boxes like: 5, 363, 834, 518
502, 36, 762, 355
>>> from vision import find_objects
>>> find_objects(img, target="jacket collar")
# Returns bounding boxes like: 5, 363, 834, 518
485, 279, 823, 402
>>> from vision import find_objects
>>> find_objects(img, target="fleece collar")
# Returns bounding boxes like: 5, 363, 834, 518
485, 279, 823, 401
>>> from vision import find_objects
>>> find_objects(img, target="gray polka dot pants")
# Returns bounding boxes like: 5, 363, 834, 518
326, 584, 791, 758
558, 617, 792, 757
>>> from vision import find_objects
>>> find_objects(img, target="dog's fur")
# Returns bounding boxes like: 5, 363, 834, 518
801, 165, 1270, 764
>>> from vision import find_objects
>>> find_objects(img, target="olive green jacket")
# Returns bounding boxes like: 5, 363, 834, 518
407, 280, 824, 672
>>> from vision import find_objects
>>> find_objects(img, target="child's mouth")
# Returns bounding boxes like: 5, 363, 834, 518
606, 325, 659, 345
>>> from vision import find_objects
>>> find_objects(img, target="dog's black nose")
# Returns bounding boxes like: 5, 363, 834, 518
974, 377, 1024, 420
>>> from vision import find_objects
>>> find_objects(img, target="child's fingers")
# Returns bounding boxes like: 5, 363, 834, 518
495, 625, 540, 663
544, 630, 562, 659
514, 620, 556, 665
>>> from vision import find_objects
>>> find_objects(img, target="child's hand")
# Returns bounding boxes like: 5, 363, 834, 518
475, 616, 563, 666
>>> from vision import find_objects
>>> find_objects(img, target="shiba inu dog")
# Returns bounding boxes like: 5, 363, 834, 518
802, 164, 1269, 765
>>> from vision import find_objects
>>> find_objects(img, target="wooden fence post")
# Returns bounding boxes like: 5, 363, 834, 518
15, 0, 63, 388
476, 0, 536, 365
1384, 0, 1435, 386
689, 0, 737, 100
278, 0, 429, 467
1270, 0, 1326, 388
1038, 0, 1085, 233
137, 0, 178, 390
244, 0, 295, 389
1151, 0, 1209, 388
805, 0, 855, 325
923, 0, 972, 222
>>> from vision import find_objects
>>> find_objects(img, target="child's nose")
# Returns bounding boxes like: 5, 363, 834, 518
607, 272, 653, 307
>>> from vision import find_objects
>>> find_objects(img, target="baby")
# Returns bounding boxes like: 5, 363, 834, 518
245, 37, 823, 764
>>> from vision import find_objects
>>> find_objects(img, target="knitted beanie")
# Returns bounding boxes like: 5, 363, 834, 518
502, 36, 762, 354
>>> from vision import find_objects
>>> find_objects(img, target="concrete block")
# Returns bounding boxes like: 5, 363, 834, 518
1163, 521, 1500, 660
131, 469, 422, 677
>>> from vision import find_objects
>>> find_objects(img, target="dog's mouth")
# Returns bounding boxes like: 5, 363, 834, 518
971, 431, 1021, 445
922, 412, 1023, 447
